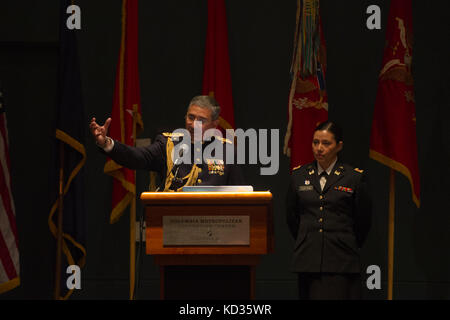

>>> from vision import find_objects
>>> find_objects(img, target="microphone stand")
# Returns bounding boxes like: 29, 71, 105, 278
166, 145, 188, 190
134, 206, 145, 300
156, 156, 183, 192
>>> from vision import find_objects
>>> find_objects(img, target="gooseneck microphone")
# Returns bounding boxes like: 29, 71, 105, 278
156, 144, 189, 191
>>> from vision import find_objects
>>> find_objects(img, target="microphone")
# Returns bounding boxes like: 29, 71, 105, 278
170, 144, 190, 189
156, 143, 190, 192
173, 143, 189, 166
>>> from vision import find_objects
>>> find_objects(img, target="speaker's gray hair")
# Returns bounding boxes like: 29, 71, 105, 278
188, 95, 221, 121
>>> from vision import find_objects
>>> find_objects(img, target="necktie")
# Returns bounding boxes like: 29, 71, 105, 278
320, 171, 327, 191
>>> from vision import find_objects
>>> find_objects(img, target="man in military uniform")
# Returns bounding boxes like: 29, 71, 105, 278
90, 95, 244, 191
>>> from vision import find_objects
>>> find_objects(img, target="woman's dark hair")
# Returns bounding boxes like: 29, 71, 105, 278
314, 121, 343, 143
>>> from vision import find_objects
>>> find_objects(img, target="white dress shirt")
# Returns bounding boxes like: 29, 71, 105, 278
317, 158, 337, 191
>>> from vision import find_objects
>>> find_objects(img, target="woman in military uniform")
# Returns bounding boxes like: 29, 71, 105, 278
286, 121, 372, 299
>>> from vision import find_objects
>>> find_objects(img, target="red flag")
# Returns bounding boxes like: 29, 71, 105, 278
0, 90, 20, 294
202, 0, 235, 130
104, 0, 143, 223
369, 0, 420, 207
284, 0, 328, 170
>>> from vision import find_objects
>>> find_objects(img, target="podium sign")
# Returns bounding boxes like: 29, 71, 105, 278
163, 215, 250, 246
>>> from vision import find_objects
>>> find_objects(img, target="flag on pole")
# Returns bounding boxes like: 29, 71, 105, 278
202, 0, 235, 131
283, 0, 328, 170
369, 0, 420, 207
104, 0, 143, 224
103, 0, 142, 300
48, 0, 87, 300
0, 87, 20, 295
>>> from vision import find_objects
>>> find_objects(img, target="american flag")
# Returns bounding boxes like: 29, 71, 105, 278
0, 87, 20, 294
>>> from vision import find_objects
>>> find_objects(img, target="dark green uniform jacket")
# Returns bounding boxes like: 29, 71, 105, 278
104, 132, 244, 191
286, 160, 372, 273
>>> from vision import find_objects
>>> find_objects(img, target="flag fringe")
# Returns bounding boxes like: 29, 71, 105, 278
369, 149, 420, 208
109, 192, 134, 224
48, 129, 87, 300
0, 277, 20, 294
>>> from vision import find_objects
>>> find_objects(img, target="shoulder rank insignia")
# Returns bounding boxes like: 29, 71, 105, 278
162, 132, 185, 137
163, 132, 185, 141
216, 136, 232, 144
292, 165, 302, 171
334, 170, 341, 176
354, 168, 364, 173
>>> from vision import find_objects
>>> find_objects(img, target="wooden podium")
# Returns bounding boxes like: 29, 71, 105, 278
140, 191, 273, 300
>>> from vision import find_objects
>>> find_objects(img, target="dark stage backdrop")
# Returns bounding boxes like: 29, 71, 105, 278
0, 0, 448, 299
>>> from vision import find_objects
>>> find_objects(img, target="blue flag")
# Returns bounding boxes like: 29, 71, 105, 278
48, 0, 86, 300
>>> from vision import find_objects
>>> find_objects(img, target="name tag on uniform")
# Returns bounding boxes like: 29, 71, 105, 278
298, 185, 313, 191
